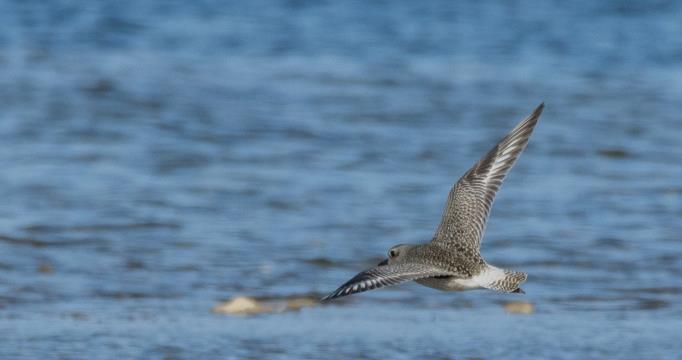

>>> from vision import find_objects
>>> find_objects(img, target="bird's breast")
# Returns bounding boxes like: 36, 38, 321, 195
416, 276, 480, 291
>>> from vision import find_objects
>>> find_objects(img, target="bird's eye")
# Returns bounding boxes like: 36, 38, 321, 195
389, 249, 398, 258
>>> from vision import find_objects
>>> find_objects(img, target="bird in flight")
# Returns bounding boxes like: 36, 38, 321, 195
322, 103, 544, 301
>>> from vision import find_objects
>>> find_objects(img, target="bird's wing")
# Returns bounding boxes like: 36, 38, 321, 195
321, 263, 449, 301
431, 104, 544, 250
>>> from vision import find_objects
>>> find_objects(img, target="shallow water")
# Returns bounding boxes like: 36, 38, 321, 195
0, 1, 681, 359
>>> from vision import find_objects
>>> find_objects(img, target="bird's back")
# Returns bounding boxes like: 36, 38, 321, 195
403, 242, 486, 278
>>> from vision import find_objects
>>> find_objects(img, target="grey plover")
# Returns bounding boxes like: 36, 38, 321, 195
322, 103, 544, 301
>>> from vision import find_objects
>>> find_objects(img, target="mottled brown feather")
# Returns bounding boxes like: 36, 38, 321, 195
432, 103, 544, 251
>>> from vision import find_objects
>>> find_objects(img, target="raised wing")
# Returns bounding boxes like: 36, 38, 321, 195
432, 103, 544, 249
321, 263, 449, 302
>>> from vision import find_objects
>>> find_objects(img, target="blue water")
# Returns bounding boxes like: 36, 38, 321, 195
0, 1, 681, 359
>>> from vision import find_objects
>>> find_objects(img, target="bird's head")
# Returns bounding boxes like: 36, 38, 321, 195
377, 244, 414, 266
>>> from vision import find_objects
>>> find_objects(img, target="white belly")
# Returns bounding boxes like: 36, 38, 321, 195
416, 277, 481, 291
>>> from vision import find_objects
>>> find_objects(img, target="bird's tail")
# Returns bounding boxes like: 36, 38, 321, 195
473, 264, 527, 293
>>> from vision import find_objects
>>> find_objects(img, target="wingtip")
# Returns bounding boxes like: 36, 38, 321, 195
320, 291, 342, 302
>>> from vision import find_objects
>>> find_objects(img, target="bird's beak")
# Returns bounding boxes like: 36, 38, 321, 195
377, 259, 388, 266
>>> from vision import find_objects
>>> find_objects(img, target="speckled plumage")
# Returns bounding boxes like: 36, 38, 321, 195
322, 104, 544, 302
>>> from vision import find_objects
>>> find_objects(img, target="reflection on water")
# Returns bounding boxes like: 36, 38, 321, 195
0, 0, 681, 358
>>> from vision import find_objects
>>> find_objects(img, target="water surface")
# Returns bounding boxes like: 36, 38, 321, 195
0, 1, 681, 359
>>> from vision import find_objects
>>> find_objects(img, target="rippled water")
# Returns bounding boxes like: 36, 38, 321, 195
0, 1, 681, 359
